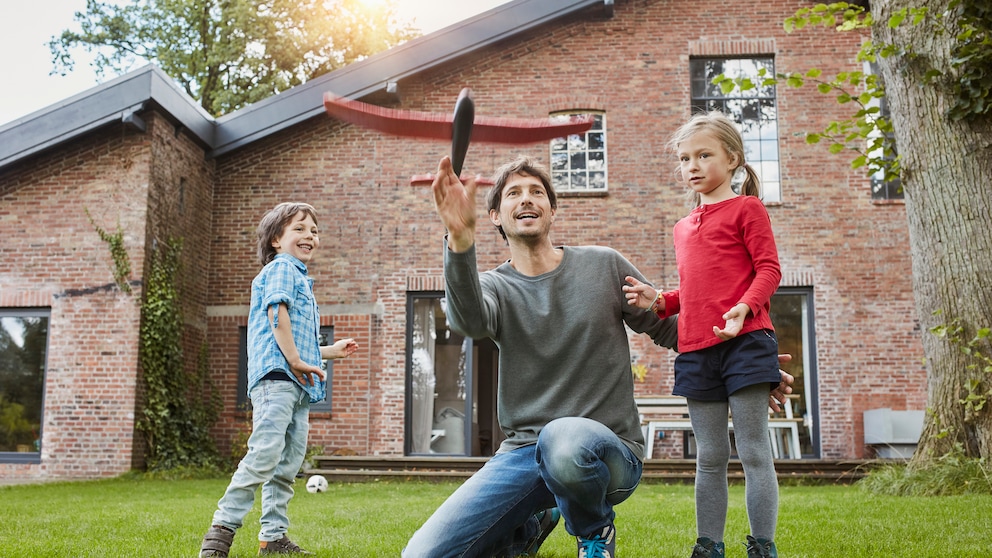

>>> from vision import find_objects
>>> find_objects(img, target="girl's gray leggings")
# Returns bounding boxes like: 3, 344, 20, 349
688, 383, 778, 542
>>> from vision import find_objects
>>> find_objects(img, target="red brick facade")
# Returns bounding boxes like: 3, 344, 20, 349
1, 0, 925, 482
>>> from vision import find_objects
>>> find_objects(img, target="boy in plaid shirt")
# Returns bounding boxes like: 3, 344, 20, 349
200, 202, 358, 557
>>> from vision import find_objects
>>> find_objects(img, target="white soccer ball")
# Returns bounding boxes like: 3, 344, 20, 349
305, 474, 328, 494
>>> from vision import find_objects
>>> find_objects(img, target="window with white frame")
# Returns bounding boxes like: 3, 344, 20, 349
0, 309, 49, 461
690, 57, 781, 203
550, 112, 607, 192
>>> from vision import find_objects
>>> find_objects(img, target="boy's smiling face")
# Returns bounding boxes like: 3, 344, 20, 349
271, 211, 319, 264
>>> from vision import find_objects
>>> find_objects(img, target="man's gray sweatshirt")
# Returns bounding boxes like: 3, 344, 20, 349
444, 243, 678, 458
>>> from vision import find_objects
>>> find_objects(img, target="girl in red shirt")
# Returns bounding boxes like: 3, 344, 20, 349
624, 111, 782, 558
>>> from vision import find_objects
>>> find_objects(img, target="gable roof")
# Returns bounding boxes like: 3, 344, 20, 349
0, 0, 610, 169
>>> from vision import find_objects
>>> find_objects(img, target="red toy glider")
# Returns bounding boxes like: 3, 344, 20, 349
323, 88, 594, 185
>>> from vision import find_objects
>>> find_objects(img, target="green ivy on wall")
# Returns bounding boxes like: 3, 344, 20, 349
137, 237, 221, 471
86, 209, 131, 293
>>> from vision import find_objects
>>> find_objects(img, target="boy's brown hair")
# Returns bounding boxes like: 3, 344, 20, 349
256, 202, 319, 266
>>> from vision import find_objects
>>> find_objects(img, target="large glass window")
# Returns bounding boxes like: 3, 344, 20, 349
550, 112, 607, 193
405, 293, 502, 457
236, 325, 336, 413
0, 309, 49, 461
690, 57, 781, 203
769, 288, 819, 457
406, 294, 472, 455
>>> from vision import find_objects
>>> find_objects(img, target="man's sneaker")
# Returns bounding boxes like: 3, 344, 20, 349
258, 535, 314, 555
576, 523, 615, 558
520, 507, 561, 556
690, 537, 726, 558
745, 535, 778, 558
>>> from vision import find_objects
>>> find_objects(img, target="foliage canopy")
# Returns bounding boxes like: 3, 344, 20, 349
50, 0, 419, 116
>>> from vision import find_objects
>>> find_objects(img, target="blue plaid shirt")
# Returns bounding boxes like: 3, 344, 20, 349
247, 253, 324, 403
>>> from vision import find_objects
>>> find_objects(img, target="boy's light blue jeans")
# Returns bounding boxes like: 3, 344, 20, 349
403, 416, 643, 558
211, 380, 310, 542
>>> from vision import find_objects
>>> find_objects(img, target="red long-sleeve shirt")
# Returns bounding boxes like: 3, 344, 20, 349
655, 195, 781, 353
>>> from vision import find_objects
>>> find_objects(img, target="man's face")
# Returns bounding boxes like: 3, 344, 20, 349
490, 172, 555, 243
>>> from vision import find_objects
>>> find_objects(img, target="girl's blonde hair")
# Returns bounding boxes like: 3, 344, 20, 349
256, 202, 319, 266
669, 111, 761, 207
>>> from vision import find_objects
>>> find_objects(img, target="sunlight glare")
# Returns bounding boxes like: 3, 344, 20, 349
353, 0, 512, 34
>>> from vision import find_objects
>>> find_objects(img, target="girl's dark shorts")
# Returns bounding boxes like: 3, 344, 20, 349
673, 329, 780, 401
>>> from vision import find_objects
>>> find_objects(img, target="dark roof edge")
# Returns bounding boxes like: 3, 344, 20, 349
208, 0, 606, 157
0, 0, 608, 169
0, 65, 214, 169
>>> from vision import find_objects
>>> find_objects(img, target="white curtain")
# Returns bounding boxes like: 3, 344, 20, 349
410, 300, 437, 453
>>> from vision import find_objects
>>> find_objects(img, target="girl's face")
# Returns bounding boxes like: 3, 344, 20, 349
271, 211, 319, 264
677, 130, 738, 201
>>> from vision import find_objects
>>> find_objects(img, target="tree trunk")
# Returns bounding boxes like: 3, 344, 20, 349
871, 0, 992, 463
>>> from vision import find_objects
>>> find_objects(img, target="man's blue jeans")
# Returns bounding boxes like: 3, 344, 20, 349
211, 380, 310, 542
403, 417, 643, 557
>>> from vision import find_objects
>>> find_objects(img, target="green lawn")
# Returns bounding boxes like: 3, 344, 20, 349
2, 477, 990, 557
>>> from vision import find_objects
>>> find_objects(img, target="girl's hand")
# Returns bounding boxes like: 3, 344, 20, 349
713, 302, 751, 340
623, 276, 658, 310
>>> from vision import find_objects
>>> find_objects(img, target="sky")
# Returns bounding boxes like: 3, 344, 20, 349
0, 0, 512, 126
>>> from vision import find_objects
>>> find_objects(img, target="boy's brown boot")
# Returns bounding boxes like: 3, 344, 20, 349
258, 535, 313, 555
200, 525, 235, 558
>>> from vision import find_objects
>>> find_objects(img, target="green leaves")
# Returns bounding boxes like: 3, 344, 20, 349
782, 2, 991, 122
50, 0, 420, 116
86, 209, 132, 294
945, 2, 992, 119
931, 315, 992, 425
723, 1, 990, 185
713, 56, 897, 180
137, 238, 222, 471
889, 9, 907, 28
784, 2, 872, 33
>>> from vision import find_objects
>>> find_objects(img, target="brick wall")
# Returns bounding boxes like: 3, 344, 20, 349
203, 0, 923, 462
0, 123, 150, 481
1, 0, 926, 480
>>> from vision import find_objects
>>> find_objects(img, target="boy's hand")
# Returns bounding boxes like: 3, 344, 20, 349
325, 338, 359, 359
289, 359, 326, 386
623, 276, 658, 310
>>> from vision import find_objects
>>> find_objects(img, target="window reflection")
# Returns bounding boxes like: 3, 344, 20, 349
0, 312, 48, 455
691, 57, 781, 203
550, 112, 608, 193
